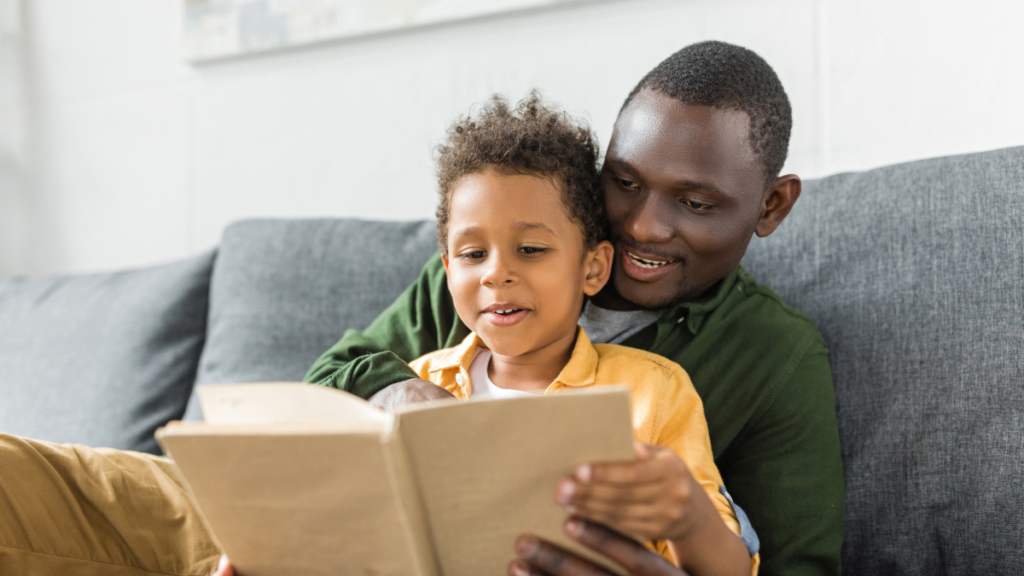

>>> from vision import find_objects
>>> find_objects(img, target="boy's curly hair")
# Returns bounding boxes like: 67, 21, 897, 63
435, 91, 606, 254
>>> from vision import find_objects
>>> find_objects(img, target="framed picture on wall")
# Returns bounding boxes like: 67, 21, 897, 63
182, 0, 597, 61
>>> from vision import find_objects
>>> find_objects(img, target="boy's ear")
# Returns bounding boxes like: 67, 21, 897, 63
582, 240, 614, 297
441, 253, 450, 273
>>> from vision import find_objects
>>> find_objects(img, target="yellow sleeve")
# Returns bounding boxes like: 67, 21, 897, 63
628, 360, 759, 574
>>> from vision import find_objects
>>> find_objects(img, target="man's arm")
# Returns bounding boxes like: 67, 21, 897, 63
303, 252, 470, 399
719, 344, 845, 576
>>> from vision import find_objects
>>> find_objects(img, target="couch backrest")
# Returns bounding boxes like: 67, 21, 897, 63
183, 218, 438, 419
0, 252, 214, 454
741, 146, 1024, 574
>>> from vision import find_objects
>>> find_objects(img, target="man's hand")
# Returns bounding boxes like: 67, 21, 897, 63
555, 443, 711, 541
509, 518, 687, 576
367, 378, 455, 411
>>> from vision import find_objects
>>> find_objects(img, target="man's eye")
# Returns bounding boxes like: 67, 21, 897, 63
681, 198, 713, 211
460, 250, 486, 260
615, 176, 640, 191
519, 246, 546, 256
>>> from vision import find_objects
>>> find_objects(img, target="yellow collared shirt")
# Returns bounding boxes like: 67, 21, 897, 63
409, 327, 759, 573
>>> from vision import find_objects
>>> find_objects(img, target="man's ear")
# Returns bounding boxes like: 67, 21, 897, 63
583, 241, 614, 297
755, 174, 801, 238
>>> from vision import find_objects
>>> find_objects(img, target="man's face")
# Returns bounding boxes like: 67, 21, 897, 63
600, 89, 767, 310
443, 168, 611, 359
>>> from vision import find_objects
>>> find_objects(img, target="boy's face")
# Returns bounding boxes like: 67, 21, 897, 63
442, 168, 612, 358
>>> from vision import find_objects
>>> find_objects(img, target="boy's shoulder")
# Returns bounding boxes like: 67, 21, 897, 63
591, 343, 693, 388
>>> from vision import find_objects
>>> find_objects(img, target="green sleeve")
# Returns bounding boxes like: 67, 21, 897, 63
303, 252, 470, 399
721, 343, 845, 576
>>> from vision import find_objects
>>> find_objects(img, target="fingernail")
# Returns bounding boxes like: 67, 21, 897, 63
515, 536, 539, 557
556, 480, 575, 504
510, 563, 529, 576
565, 517, 583, 537
576, 464, 592, 482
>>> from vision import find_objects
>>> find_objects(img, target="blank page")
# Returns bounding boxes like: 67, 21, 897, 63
394, 387, 635, 576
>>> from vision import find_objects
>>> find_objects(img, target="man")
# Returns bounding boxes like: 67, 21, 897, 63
306, 41, 844, 576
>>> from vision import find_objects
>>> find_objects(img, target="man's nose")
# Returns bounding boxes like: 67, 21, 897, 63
623, 193, 675, 245
481, 254, 517, 287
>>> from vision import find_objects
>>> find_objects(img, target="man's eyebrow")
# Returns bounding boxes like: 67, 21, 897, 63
609, 158, 726, 196
513, 222, 556, 234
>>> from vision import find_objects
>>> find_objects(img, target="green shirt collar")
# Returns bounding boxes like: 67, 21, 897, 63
663, 265, 744, 335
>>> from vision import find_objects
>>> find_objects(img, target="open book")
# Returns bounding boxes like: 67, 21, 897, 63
156, 383, 635, 576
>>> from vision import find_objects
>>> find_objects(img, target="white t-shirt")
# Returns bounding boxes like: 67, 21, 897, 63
467, 349, 539, 399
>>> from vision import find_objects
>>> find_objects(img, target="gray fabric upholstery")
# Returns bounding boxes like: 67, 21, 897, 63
741, 146, 1024, 575
185, 218, 438, 420
0, 252, 214, 454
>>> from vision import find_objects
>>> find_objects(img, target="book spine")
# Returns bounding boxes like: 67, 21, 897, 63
381, 424, 441, 576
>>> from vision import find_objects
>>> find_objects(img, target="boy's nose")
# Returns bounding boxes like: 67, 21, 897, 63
481, 258, 517, 287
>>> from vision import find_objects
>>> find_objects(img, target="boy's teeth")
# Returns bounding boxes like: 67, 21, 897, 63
627, 252, 672, 269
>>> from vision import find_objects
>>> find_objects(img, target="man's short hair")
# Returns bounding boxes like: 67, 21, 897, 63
624, 40, 792, 188
435, 91, 606, 254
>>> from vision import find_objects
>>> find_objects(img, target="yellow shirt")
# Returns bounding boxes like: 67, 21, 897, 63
410, 327, 759, 573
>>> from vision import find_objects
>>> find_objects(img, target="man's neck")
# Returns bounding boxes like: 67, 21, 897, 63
487, 330, 576, 394
590, 284, 642, 311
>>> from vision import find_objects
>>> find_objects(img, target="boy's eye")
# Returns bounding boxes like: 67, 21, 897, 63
681, 198, 713, 211
519, 246, 546, 256
614, 176, 640, 191
460, 250, 486, 260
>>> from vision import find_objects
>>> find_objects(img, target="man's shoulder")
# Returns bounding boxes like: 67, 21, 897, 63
727, 267, 826, 351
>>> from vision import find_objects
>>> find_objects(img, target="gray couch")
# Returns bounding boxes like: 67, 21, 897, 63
2, 147, 1022, 574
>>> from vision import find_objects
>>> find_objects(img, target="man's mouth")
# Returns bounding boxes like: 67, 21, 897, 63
620, 249, 681, 282
626, 250, 675, 269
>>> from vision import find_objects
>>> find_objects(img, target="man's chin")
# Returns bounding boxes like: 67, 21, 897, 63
613, 273, 682, 311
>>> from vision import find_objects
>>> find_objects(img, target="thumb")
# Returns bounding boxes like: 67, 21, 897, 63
633, 441, 652, 461
213, 555, 235, 576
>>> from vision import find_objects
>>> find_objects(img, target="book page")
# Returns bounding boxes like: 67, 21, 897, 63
394, 387, 635, 576
158, 426, 426, 576
198, 382, 389, 425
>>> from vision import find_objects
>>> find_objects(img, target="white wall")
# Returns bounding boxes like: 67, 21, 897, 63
1, 0, 1022, 275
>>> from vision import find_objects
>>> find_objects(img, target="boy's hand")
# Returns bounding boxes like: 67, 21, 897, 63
368, 378, 455, 411
555, 443, 713, 542
212, 555, 235, 576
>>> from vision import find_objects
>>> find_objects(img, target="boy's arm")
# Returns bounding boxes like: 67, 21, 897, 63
718, 345, 845, 576
303, 252, 470, 400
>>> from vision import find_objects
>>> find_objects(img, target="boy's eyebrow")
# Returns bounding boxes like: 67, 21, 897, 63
513, 222, 556, 234
452, 222, 556, 237
609, 158, 726, 196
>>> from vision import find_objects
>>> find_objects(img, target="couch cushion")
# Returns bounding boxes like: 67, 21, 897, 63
0, 252, 214, 454
185, 219, 438, 420
741, 146, 1024, 574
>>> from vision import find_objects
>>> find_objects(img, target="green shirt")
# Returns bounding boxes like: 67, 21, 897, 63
305, 253, 845, 576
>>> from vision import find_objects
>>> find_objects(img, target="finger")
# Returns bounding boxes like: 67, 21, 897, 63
564, 518, 686, 576
568, 497, 667, 523
557, 477, 665, 507
212, 555, 235, 576
575, 457, 670, 485
508, 558, 553, 576
514, 534, 616, 576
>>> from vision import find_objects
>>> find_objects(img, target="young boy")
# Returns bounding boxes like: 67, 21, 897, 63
407, 93, 757, 576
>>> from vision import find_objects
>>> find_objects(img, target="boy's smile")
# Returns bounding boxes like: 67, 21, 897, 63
482, 302, 530, 326
442, 168, 612, 391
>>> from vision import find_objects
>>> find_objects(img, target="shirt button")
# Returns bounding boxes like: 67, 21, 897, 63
676, 315, 686, 324
455, 373, 465, 386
